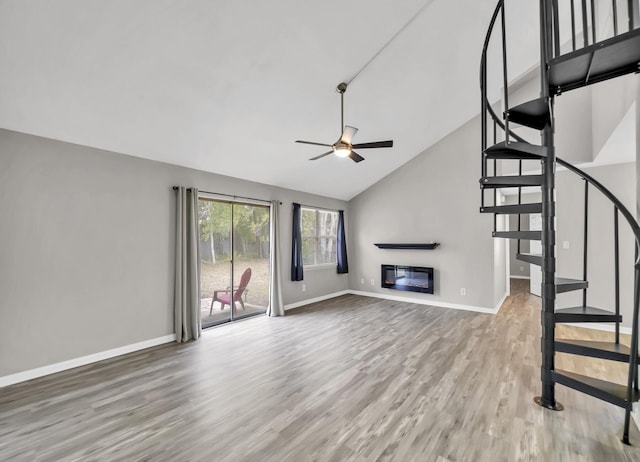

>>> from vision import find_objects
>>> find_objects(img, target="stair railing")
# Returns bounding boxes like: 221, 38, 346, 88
480, 0, 508, 230
583, 179, 588, 308
481, 0, 640, 94
481, 0, 640, 430
551, 0, 640, 56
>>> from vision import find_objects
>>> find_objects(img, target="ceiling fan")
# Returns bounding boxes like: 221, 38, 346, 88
295, 82, 393, 163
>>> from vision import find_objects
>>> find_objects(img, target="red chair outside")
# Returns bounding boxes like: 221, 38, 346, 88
210, 267, 252, 315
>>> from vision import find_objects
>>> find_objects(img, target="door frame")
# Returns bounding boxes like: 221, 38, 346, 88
198, 192, 272, 328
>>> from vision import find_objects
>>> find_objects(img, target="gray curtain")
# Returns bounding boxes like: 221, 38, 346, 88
174, 187, 201, 342
267, 200, 285, 316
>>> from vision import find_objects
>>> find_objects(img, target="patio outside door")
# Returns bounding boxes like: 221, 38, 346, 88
198, 198, 270, 328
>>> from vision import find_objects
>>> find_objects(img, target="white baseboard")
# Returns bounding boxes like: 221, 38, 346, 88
285, 289, 506, 315
558, 322, 633, 336
284, 290, 350, 311
493, 291, 509, 314
0, 334, 176, 388
348, 290, 505, 315
510, 275, 531, 280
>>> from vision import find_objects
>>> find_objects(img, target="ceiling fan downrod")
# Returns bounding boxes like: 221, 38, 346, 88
336, 82, 348, 133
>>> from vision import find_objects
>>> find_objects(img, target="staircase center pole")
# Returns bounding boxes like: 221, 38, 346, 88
536, 0, 562, 411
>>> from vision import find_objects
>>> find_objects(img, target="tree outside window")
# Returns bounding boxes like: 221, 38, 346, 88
301, 207, 338, 266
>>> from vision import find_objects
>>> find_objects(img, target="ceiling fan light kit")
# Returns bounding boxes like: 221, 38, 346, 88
334, 147, 351, 158
295, 82, 393, 163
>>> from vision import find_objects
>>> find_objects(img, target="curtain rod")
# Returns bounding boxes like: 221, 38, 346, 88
172, 186, 280, 205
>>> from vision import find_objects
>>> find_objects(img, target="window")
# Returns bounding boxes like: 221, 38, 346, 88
301, 207, 339, 266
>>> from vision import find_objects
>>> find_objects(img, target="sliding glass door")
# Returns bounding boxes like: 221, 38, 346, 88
198, 198, 270, 328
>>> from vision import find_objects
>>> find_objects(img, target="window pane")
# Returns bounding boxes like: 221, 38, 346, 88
302, 237, 315, 265
318, 237, 337, 264
318, 211, 338, 237
301, 209, 316, 237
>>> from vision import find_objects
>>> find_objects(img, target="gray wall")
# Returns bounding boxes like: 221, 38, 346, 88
493, 213, 508, 302
504, 193, 541, 278
591, 74, 637, 159
0, 129, 349, 376
348, 116, 503, 309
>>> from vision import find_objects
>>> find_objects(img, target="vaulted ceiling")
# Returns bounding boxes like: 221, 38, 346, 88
0, 0, 541, 200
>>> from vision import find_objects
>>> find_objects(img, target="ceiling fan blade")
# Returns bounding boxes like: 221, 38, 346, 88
296, 140, 332, 147
352, 140, 394, 149
309, 150, 334, 161
340, 126, 358, 145
349, 151, 365, 163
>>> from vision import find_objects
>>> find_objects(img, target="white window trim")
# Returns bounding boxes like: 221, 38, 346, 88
301, 206, 339, 268
198, 191, 271, 207
304, 262, 337, 271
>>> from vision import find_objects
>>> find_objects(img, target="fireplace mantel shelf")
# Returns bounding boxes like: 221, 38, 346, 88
374, 243, 440, 250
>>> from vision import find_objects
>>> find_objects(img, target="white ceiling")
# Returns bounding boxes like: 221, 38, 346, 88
0, 0, 537, 200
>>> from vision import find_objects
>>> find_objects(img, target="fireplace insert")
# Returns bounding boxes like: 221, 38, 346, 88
381, 264, 434, 294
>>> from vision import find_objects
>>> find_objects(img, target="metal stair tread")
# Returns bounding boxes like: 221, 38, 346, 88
555, 277, 588, 293
555, 339, 633, 363
516, 253, 542, 266
555, 306, 622, 323
549, 28, 640, 93
480, 203, 542, 214
480, 175, 544, 188
552, 369, 639, 408
492, 231, 542, 240
506, 98, 550, 130
484, 141, 547, 159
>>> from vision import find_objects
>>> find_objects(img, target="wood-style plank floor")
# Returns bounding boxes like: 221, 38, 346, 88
1, 279, 639, 461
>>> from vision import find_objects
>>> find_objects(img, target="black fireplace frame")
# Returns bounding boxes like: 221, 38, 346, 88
381, 264, 434, 294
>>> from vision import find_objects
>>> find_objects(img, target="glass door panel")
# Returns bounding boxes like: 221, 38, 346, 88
232, 203, 270, 319
198, 198, 271, 328
199, 199, 233, 327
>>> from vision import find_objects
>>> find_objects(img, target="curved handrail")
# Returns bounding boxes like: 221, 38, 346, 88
479, 0, 505, 101
480, 0, 505, 151
480, 0, 504, 78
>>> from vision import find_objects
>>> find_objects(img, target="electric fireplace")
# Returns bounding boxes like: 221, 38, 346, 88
381, 265, 434, 294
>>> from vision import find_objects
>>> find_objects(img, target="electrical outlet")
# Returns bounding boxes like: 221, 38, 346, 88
520, 266, 524, 271
302, 284, 306, 292
371, 279, 375, 286
460, 288, 466, 296
563, 241, 570, 249
360, 278, 365, 285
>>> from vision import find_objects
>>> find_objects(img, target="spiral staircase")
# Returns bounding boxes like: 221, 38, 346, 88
479, 0, 640, 443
